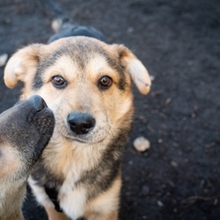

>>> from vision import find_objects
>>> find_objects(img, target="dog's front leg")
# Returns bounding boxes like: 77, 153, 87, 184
104, 212, 118, 220
98, 211, 118, 220
86, 211, 118, 220
45, 206, 69, 220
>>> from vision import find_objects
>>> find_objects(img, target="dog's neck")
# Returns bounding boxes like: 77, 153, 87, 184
0, 182, 25, 220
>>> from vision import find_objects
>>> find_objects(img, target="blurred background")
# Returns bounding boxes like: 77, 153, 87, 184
0, 0, 220, 219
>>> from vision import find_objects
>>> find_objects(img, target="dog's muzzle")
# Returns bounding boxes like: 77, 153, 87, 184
67, 112, 96, 135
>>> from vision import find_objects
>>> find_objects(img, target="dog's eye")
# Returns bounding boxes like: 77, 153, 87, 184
52, 76, 67, 89
98, 76, 112, 90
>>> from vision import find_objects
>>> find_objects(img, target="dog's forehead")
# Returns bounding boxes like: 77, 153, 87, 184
47, 37, 120, 70
55, 55, 113, 76
32, 37, 127, 90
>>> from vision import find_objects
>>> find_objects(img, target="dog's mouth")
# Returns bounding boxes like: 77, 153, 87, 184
63, 134, 89, 144
62, 129, 107, 144
56, 123, 110, 145
52, 111, 110, 145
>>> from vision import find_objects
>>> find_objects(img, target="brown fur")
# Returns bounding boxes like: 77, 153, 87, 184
4, 36, 151, 220
0, 96, 54, 220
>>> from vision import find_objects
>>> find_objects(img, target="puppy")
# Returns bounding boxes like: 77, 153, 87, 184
0, 95, 54, 220
4, 1, 151, 219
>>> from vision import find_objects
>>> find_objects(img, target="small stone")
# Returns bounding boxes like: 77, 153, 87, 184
165, 98, 172, 105
158, 138, 163, 143
0, 54, 8, 67
128, 160, 133, 165
133, 136, 150, 152
127, 27, 134, 33
171, 161, 178, 168
150, 75, 155, 81
157, 200, 164, 207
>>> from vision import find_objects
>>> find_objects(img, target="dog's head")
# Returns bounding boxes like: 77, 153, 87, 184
4, 37, 151, 146
0, 95, 54, 182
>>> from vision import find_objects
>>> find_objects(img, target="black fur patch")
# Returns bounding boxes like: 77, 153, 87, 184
44, 186, 63, 212
76, 217, 87, 220
31, 159, 64, 189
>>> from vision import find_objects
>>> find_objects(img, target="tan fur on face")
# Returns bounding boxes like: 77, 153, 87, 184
4, 36, 151, 220
0, 143, 25, 220
0, 143, 21, 178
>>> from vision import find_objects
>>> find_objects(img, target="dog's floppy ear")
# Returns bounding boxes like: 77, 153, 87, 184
4, 44, 43, 89
115, 45, 151, 95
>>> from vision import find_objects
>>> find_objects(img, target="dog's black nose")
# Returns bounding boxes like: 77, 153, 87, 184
30, 95, 47, 111
67, 113, 96, 135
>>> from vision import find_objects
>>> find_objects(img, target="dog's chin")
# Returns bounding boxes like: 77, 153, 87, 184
62, 133, 105, 145
65, 136, 89, 144
55, 124, 110, 145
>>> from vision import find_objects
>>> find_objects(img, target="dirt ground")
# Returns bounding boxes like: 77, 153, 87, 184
0, 0, 220, 219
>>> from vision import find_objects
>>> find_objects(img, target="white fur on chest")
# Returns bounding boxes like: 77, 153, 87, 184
56, 141, 105, 218
59, 177, 87, 219
40, 140, 107, 218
